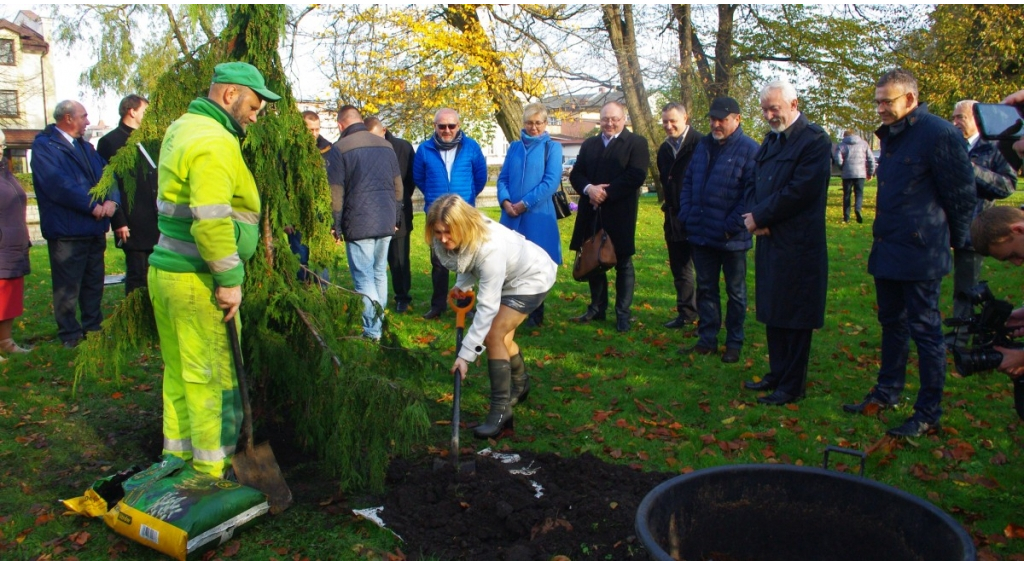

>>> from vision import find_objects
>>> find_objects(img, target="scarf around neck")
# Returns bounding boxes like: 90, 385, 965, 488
433, 129, 464, 152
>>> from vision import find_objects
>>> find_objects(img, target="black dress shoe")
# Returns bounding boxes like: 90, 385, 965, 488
842, 394, 898, 415
855, 210, 863, 224
395, 301, 410, 314
887, 418, 937, 438
721, 347, 740, 364
757, 390, 804, 405
423, 307, 446, 320
744, 376, 776, 391
664, 316, 689, 329
616, 317, 631, 332
573, 309, 606, 323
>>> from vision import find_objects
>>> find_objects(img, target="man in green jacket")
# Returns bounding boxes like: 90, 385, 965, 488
148, 62, 279, 478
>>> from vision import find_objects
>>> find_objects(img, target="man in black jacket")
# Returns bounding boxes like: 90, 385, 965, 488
742, 80, 831, 405
332, 105, 403, 340
98, 94, 157, 295
842, 69, 975, 438
366, 116, 417, 314
657, 102, 701, 329
569, 101, 650, 332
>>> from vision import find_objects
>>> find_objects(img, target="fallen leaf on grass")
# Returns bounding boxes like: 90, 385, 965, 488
991, 452, 1009, 465
1005, 524, 1024, 539
864, 435, 898, 455
68, 531, 90, 547
910, 463, 938, 481
15, 528, 31, 544
110, 392, 123, 400
385, 546, 407, 561
34, 513, 53, 526
222, 540, 240, 557
720, 416, 736, 425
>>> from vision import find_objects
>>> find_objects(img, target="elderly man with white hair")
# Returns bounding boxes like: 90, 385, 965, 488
741, 80, 832, 405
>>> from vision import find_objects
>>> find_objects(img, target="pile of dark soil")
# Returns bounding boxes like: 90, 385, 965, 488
381, 451, 675, 560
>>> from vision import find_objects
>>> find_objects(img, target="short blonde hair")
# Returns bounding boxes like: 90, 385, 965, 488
523, 102, 548, 123
424, 194, 490, 253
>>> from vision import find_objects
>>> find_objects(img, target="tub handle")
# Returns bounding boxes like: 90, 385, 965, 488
822, 445, 866, 477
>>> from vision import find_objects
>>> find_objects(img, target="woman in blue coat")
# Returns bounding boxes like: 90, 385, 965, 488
497, 102, 563, 327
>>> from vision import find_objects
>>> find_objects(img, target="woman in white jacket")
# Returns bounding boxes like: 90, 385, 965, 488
426, 194, 557, 438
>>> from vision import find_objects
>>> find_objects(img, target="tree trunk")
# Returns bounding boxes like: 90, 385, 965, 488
601, 4, 662, 199
442, 5, 524, 142
672, 4, 696, 111
712, 4, 738, 98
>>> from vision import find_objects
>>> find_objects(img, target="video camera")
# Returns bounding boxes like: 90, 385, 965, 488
944, 281, 1024, 419
974, 103, 1024, 170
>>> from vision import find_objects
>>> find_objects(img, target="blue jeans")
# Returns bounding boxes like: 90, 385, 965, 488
287, 230, 329, 284
346, 237, 391, 339
873, 277, 946, 423
691, 245, 747, 350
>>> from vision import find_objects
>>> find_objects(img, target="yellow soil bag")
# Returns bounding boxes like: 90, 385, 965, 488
102, 455, 268, 560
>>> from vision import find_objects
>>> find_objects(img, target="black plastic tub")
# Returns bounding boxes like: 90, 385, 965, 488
635, 463, 975, 560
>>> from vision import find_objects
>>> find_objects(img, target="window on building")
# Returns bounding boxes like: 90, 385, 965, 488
0, 39, 13, 65
0, 90, 18, 117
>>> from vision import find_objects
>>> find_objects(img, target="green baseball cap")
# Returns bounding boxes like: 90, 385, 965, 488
212, 61, 281, 101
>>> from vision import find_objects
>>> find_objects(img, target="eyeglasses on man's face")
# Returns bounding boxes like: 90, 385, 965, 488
435, 123, 459, 130
874, 92, 907, 108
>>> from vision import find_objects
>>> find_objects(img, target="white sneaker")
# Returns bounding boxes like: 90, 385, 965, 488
0, 339, 31, 354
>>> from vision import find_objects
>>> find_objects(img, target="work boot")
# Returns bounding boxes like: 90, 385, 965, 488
474, 359, 513, 439
509, 353, 531, 407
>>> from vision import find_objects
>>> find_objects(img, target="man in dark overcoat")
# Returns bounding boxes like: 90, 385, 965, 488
742, 80, 831, 405
657, 102, 702, 329
569, 101, 650, 332
366, 116, 418, 314
842, 69, 975, 438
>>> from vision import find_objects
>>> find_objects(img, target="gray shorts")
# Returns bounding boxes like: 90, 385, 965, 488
500, 292, 549, 314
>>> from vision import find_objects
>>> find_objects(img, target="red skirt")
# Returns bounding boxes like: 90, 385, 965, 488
0, 277, 25, 321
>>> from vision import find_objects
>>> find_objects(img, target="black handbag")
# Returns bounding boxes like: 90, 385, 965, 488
544, 141, 572, 220
553, 185, 571, 220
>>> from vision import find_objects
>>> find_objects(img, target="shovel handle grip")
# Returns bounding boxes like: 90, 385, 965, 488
448, 289, 476, 330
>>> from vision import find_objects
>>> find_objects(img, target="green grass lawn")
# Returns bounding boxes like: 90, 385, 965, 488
4, 179, 1024, 559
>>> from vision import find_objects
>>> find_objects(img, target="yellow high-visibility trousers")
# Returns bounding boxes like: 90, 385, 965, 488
148, 267, 242, 478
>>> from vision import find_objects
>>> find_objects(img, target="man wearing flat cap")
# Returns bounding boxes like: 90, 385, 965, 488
148, 61, 280, 477
676, 96, 759, 364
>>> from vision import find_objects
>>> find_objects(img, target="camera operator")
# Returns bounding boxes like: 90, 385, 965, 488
970, 206, 1024, 377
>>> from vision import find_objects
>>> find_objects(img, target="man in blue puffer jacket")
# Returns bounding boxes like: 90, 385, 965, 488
31, 100, 120, 348
677, 97, 759, 364
413, 108, 488, 319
